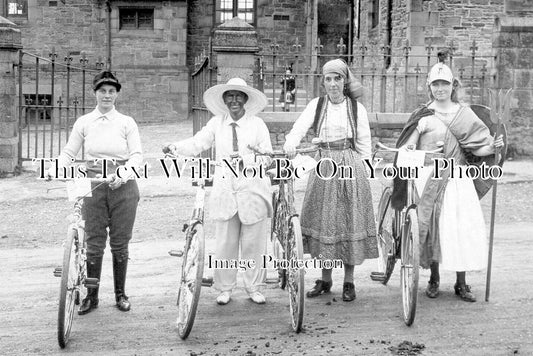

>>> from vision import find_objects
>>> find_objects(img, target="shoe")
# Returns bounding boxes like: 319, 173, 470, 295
78, 297, 98, 315
454, 283, 476, 302
342, 282, 356, 302
116, 295, 131, 311
425, 280, 440, 298
216, 291, 231, 305
249, 291, 266, 304
306, 280, 332, 298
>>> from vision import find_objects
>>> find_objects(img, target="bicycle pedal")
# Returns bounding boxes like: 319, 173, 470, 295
201, 276, 213, 287
53, 266, 62, 277
85, 278, 100, 288
182, 224, 189, 232
370, 273, 385, 282
168, 249, 184, 257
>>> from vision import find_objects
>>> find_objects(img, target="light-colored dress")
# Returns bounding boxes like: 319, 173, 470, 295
415, 108, 488, 271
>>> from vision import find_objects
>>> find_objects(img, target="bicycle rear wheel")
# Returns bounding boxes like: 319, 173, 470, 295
177, 223, 205, 340
287, 216, 304, 333
371, 187, 397, 285
57, 228, 79, 348
401, 209, 419, 326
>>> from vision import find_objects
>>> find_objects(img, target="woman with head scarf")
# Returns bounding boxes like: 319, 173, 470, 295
283, 59, 378, 302
393, 57, 504, 302
164, 78, 272, 305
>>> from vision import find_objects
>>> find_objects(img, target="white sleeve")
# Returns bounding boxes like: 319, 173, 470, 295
173, 117, 218, 156
354, 102, 372, 160
284, 98, 320, 147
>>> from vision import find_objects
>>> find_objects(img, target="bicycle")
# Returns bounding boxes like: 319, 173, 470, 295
163, 150, 218, 340
52, 177, 111, 348
248, 144, 317, 333
370, 142, 443, 326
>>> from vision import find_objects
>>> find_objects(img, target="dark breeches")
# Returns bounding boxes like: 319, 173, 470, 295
82, 180, 139, 258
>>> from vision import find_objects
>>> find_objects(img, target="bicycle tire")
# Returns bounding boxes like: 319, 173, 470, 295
374, 187, 397, 285
177, 223, 205, 340
57, 228, 78, 348
401, 209, 419, 326
271, 191, 287, 290
287, 216, 305, 333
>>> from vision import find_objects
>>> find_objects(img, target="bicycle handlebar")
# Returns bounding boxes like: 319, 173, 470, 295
247, 144, 318, 158
375, 141, 444, 154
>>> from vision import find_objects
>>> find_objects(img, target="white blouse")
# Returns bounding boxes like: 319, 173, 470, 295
284, 97, 372, 160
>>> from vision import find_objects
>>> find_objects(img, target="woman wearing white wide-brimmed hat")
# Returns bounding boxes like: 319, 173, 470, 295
164, 78, 272, 305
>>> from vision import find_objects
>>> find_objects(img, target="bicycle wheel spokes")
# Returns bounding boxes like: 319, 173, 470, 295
57, 229, 79, 348
177, 224, 205, 340
272, 191, 288, 289
372, 187, 397, 284
287, 217, 304, 333
400, 209, 419, 326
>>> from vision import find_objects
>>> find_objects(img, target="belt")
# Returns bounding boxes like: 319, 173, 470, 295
318, 140, 353, 150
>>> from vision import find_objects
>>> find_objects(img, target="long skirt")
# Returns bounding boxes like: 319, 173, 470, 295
415, 166, 488, 271
301, 148, 378, 265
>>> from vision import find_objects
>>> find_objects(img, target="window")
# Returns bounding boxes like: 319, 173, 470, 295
7, 0, 27, 17
119, 8, 154, 30
215, 0, 256, 26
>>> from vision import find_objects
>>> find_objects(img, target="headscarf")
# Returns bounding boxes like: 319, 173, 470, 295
322, 59, 363, 100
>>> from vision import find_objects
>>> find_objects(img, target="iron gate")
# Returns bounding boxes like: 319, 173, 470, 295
253, 38, 495, 113
17, 50, 103, 164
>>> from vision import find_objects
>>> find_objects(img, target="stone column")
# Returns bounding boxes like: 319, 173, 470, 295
0, 17, 22, 175
493, 0, 533, 156
211, 17, 259, 85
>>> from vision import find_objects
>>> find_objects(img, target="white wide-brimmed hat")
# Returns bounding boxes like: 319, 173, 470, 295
203, 78, 268, 117
427, 62, 454, 84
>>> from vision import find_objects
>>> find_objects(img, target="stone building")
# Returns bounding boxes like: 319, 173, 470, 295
1, 0, 532, 172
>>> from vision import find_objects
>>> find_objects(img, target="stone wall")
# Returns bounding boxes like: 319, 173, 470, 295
493, 11, 533, 156
187, 0, 308, 69
7, 0, 188, 123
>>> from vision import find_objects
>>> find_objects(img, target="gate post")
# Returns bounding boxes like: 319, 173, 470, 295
0, 17, 22, 175
211, 17, 259, 85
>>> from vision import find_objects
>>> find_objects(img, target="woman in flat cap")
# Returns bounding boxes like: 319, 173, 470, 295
283, 59, 378, 302
48, 71, 143, 314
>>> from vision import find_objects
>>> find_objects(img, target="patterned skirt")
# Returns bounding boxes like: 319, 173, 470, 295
301, 148, 378, 265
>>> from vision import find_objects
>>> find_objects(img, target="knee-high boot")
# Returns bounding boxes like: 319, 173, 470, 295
112, 251, 131, 311
78, 255, 103, 315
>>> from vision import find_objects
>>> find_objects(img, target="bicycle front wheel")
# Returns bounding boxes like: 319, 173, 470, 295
287, 216, 304, 333
400, 209, 419, 326
373, 187, 397, 285
57, 228, 79, 348
271, 191, 287, 289
177, 223, 205, 340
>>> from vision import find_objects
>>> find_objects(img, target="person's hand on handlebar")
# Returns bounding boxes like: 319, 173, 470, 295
283, 142, 297, 159
162, 143, 177, 155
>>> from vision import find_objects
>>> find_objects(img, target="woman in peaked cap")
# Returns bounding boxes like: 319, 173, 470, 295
393, 56, 504, 302
48, 71, 143, 314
